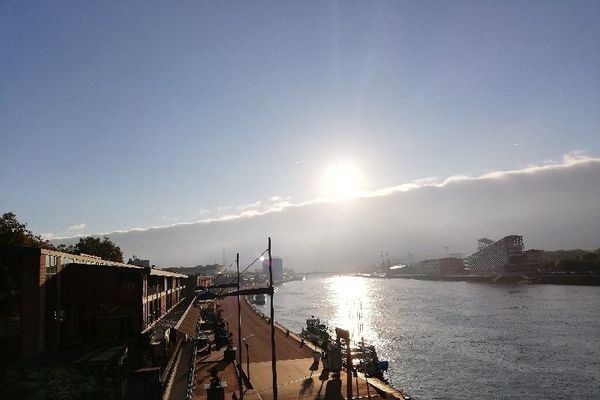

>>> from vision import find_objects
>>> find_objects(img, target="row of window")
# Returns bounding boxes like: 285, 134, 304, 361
43, 254, 185, 282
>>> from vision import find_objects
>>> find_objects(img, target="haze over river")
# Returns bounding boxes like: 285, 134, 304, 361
255, 276, 600, 399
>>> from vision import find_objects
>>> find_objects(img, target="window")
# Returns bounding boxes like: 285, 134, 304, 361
45, 255, 57, 276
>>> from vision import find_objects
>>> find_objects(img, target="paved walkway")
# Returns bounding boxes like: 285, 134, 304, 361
191, 347, 239, 400
218, 295, 407, 400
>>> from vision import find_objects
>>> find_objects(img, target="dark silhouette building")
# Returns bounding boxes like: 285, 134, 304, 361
0, 245, 187, 357
465, 235, 542, 274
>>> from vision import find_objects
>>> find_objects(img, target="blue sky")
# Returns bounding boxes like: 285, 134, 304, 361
1, 1, 599, 239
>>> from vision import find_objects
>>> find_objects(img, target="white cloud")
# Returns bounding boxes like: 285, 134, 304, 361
61, 152, 600, 237
67, 223, 86, 232
562, 150, 591, 164
237, 201, 262, 210
53, 152, 600, 271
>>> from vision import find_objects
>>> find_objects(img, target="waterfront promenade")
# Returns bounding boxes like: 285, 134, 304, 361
218, 295, 407, 400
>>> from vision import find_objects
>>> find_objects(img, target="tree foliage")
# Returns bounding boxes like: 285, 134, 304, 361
542, 248, 600, 263
0, 212, 55, 249
67, 236, 124, 263
542, 247, 600, 273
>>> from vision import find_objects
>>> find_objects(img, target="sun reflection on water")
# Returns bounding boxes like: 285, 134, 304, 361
325, 275, 378, 345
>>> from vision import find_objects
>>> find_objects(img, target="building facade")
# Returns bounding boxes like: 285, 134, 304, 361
465, 235, 542, 274
262, 257, 283, 282
418, 257, 465, 274
185, 275, 215, 300
0, 246, 186, 357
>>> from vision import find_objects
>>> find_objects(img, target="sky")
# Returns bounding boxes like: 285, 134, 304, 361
1, 1, 599, 266
53, 153, 600, 269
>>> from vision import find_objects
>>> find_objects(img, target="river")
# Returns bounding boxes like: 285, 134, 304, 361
254, 275, 600, 399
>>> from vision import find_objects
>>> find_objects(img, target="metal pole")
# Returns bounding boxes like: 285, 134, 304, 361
347, 341, 352, 400
237, 253, 243, 400
242, 334, 254, 383
362, 339, 371, 400
268, 237, 278, 400
245, 341, 250, 381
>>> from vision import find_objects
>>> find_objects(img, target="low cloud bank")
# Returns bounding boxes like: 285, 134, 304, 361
56, 153, 600, 270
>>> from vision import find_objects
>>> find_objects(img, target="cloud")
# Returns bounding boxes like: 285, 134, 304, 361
67, 223, 86, 232
53, 152, 600, 270
237, 201, 262, 210
562, 150, 591, 164
60, 153, 599, 235
269, 196, 289, 202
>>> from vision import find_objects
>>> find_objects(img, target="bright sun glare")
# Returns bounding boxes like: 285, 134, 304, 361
323, 161, 363, 200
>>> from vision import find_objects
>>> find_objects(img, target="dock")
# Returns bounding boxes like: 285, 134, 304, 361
164, 291, 409, 400
214, 295, 408, 400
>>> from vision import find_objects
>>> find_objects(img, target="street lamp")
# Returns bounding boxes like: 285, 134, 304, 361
242, 334, 255, 382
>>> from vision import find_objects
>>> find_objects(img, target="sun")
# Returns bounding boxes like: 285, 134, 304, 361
322, 161, 363, 200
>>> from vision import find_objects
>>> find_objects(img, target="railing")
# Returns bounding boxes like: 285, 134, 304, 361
161, 338, 183, 390
186, 306, 202, 400
141, 297, 187, 333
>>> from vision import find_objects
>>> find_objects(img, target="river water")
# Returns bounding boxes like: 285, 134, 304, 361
255, 275, 600, 399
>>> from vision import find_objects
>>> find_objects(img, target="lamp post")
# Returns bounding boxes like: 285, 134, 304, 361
242, 334, 255, 382
268, 237, 278, 400
237, 253, 243, 400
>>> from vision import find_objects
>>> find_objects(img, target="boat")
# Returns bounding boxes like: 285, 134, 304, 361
301, 316, 389, 381
253, 293, 266, 305
354, 338, 389, 380
300, 316, 331, 348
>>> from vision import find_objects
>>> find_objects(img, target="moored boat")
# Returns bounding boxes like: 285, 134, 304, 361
253, 293, 266, 305
301, 316, 331, 348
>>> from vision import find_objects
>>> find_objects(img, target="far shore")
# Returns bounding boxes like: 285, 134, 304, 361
359, 272, 600, 286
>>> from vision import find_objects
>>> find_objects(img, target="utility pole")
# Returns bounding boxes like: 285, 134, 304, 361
268, 237, 278, 400
335, 328, 353, 400
237, 253, 243, 400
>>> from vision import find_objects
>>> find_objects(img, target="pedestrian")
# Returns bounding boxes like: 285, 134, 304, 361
309, 350, 321, 377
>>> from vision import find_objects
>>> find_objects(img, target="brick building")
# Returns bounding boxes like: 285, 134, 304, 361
185, 275, 215, 300
0, 245, 187, 357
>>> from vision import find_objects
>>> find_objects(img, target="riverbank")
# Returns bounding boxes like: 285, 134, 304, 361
382, 273, 600, 285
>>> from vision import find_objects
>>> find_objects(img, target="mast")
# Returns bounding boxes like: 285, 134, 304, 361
268, 237, 278, 400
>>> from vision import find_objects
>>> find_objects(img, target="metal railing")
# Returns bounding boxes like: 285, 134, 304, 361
185, 307, 202, 400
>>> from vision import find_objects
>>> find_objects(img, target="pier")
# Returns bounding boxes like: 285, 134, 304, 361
186, 295, 408, 400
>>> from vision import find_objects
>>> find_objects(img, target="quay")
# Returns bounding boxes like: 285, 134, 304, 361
168, 294, 409, 400
1, 243, 409, 399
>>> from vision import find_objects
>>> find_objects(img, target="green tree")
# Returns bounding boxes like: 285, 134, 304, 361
73, 236, 124, 263
0, 212, 54, 249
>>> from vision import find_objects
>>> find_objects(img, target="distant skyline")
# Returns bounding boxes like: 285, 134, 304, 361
2, 1, 600, 245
